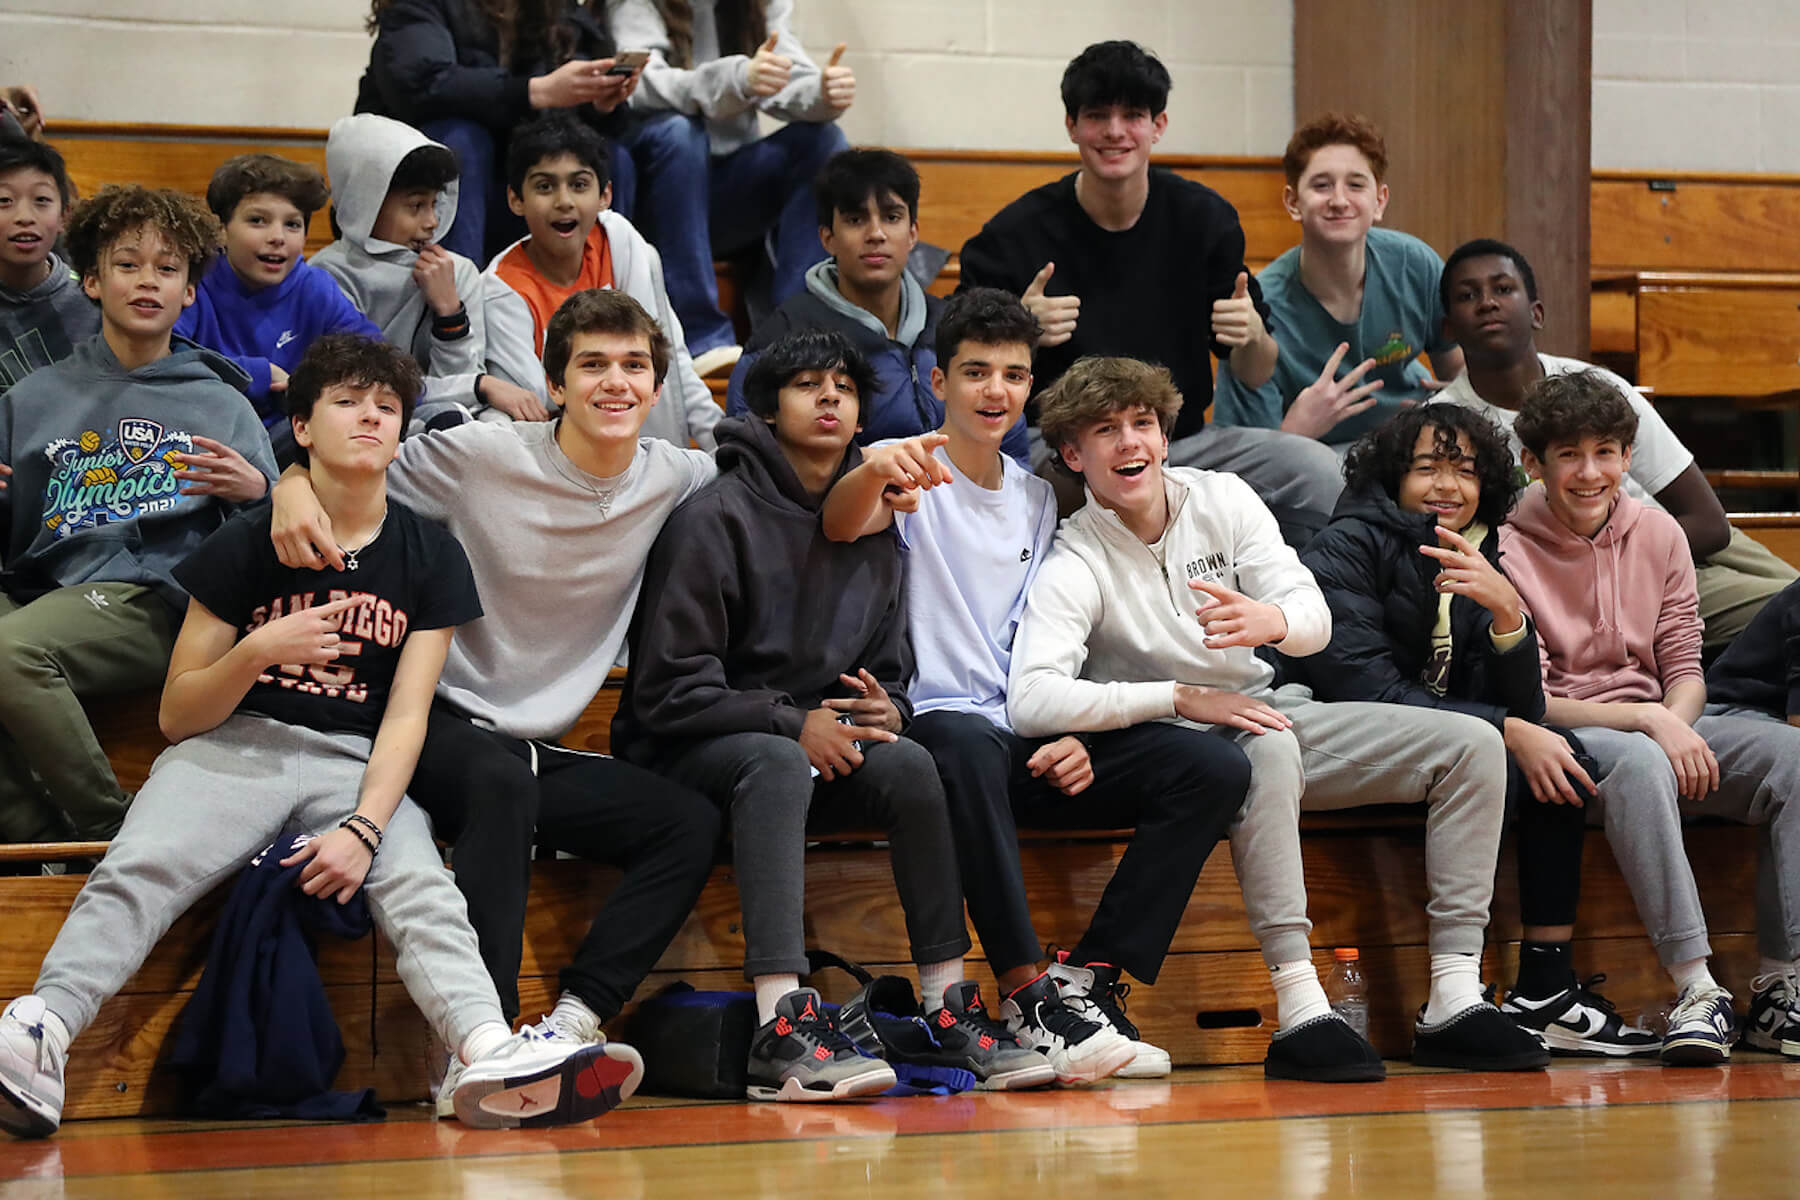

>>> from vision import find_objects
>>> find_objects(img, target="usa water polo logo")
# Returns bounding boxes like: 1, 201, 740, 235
119, 418, 165, 464
41, 419, 192, 536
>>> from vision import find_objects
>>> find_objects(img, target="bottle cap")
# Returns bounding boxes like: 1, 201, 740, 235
1333, 947, 1360, 962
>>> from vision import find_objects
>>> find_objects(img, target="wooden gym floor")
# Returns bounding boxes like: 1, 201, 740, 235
6, 1056, 1800, 1198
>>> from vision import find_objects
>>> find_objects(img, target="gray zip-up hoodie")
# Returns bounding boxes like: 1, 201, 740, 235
313, 113, 485, 416
0, 253, 101, 397
0, 334, 277, 608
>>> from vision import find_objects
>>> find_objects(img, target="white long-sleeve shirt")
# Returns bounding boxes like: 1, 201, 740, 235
1007, 467, 1331, 737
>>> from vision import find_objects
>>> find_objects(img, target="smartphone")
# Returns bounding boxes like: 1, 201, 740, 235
607, 49, 650, 76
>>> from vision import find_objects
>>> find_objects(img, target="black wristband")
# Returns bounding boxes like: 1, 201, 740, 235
339, 817, 380, 856
431, 304, 470, 340
473, 373, 487, 406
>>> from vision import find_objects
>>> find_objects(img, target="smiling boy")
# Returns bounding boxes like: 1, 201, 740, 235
1500, 370, 1800, 1065
0, 138, 98, 395
269, 290, 720, 1099
727, 149, 1028, 463
174, 154, 382, 441
958, 41, 1342, 527
484, 114, 716, 449
0, 334, 642, 1139
0, 185, 275, 845
1213, 113, 1463, 447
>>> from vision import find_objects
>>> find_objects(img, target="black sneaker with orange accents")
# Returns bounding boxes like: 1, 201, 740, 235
745, 988, 896, 1102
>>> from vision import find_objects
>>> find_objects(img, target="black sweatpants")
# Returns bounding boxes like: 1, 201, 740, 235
1506, 727, 1595, 929
908, 710, 1251, 985
410, 704, 720, 1022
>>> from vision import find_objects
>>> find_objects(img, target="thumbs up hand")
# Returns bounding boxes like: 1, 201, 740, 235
822, 42, 856, 111
748, 32, 793, 97
1022, 261, 1081, 347
1210, 271, 1265, 348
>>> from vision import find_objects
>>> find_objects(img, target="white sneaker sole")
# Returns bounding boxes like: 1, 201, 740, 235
746, 1063, 897, 1102
453, 1042, 643, 1129
975, 1062, 1058, 1091
1114, 1043, 1172, 1078
1540, 1026, 1661, 1058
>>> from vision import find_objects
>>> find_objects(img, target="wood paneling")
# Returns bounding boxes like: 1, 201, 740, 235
1592, 179, 1800, 273
1635, 286, 1800, 397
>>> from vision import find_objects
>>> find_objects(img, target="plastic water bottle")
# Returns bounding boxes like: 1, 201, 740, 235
1326, 948, 1369, 1039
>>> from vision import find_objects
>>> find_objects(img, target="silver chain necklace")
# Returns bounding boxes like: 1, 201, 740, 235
339, 506, 388, 572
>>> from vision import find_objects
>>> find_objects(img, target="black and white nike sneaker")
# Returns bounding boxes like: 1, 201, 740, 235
1744, 971, 1800, 1058
1498, 974, 1659, 1058
1661, 983, 1737, 1067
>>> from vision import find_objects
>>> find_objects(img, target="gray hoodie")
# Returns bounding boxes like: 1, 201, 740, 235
313, 114, 485, 415
0, 334, 277, 608
0, 254, 101, 397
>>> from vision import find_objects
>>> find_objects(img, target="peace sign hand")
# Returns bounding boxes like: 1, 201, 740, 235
1417, 525, 1524, 631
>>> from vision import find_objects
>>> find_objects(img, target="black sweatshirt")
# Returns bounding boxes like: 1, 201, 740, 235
614, 416, 912, 766
1707, 577, 1800, 720
957, 168, 1270, 440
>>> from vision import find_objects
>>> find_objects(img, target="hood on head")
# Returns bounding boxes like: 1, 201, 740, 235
714, 415, 858, 512
325, 114, 460, 253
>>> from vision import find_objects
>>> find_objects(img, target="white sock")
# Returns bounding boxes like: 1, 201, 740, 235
551, 992, 601, 1042
459, 1020, 512, 1065
1758, 956, 1800, 981
1270, 960, 1332, 1030
1423, 953, 1484, 1024
1670, 957, 1719, 997
754, 973, 800, 1026
917, 958, 964, 1013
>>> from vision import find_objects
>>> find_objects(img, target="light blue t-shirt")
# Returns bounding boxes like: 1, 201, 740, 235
1213, 226, 1456, 445
887, 443, 1059, 731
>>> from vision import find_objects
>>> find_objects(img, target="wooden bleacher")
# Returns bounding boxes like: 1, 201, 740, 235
7, 124, 1796, 1118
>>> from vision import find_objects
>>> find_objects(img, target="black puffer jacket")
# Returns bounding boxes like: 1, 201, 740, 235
1282, 484, 1545, 730
356, 0, 620, 135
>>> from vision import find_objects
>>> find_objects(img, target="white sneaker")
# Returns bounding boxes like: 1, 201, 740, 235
450, 1021, 643, 1129
999, 973, 1135, 1085
0, 997, 66, 1139
1048, 958, 1172, 1078
690, 344, 743, 378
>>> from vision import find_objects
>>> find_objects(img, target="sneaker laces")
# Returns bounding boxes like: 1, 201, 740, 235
949, 1000, 1023, 1048
1089, 979, 1142, 1042
1751, 969, 1800, 1014
1035, 992, 1107, 1044
782, 1007, 863, 1059
1669, 982, 1731, 1023
1569, 974, 1623, 1017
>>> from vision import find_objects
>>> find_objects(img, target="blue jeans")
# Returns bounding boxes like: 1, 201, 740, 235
612, 112, 847, 353
420, 118, 525, 265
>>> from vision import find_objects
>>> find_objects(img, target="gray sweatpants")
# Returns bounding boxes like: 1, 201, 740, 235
1228, 686, 1508, 964
34, 715, 504, 1047
1581, 707, 1800, 964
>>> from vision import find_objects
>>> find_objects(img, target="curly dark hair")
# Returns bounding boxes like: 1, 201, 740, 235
205, 153, 330, 223
1514, 369, 1639, 461
543, 289, 671, 388
63, 185, 220, 283
1343, 403, 1521, 528
742, 329, 876, 420
285, 333, 423, 428
934, 287, 1039, 368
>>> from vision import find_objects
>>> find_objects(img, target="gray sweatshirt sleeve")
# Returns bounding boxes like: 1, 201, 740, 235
610, 0, 757, 120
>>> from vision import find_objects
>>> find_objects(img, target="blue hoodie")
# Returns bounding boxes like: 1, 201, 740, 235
174, 254, 382, 426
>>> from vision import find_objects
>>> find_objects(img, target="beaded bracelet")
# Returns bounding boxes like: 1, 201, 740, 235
340, 816, 381, 857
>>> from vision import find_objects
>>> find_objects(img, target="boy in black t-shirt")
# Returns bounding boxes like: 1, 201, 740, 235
957, 40, 1343, 530
0, 336, 643, 1139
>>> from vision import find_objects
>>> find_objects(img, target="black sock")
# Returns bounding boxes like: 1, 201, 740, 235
1514, 940, 1575, 998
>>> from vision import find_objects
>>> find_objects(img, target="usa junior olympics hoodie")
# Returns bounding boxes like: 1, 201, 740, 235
1499, 483, 1702, 703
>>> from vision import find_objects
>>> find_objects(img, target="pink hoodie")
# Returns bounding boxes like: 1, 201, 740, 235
1499, 485, 1703, 702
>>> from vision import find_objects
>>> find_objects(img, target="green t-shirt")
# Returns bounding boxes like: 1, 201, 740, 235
1213, 226, 1456, 445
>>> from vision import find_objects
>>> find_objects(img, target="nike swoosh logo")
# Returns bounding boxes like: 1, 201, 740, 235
1556, 1008, 1607, 1038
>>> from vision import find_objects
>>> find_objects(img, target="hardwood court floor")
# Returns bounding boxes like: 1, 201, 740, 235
7, 1057, 1800, 1198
